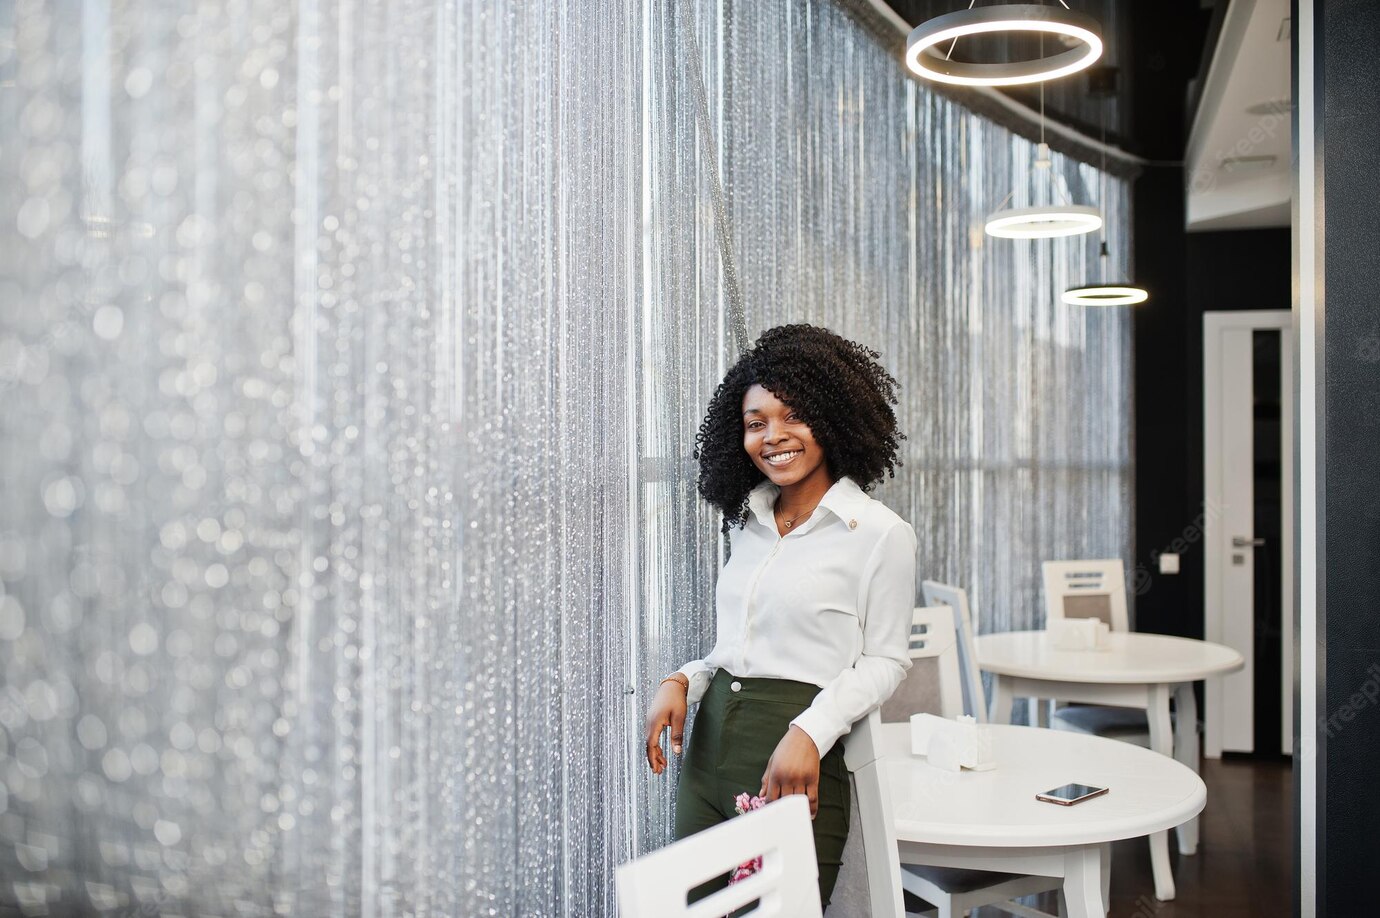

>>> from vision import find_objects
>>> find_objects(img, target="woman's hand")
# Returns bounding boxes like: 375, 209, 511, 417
759, 725, 821, 818
644, 678, 688, 774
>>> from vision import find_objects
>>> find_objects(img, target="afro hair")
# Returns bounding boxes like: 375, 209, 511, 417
694, 323, 905, 532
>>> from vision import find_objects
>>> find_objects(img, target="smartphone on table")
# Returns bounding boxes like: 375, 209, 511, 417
1035, 783, 1109, 806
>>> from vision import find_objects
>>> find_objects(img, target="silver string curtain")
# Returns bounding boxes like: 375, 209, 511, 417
0, 0, 1130, 915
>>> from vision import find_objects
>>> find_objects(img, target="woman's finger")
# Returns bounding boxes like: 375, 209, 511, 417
763, 767, 780, 802
645, 713, 665, 749
644, 723, 657, 760
645, 716, 667, 771
669, 705, 686, 757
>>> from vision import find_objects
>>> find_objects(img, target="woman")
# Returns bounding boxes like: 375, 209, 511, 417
643, 323, 918, 909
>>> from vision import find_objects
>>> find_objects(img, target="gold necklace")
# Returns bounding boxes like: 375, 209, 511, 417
777, 501, 820, 530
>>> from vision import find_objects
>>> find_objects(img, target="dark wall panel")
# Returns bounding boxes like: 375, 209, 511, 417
1317, 0, 1380, 912
1127, 0, 1197, 638
1178, 229, 1291, 637
1128, 0, 1290, 642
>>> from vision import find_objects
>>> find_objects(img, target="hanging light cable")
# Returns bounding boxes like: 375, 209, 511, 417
906, 1, 1103, 87
1063, 84, 1149, 305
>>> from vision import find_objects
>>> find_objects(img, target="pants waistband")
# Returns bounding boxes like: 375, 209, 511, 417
707, 668, 823, 706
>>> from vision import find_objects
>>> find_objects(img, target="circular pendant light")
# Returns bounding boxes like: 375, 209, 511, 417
985, 143, 1101, 240
1062, 284, 1149, 306
906, 4, 1103, 87
986, 204, 1102, 239
1063, 74, 1149, 307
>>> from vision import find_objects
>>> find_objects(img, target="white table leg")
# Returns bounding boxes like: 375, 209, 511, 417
1146, 683, 1176, 900
1099, 843, 1111, 915
1061, 845, 1105, 918
991, 675, 1014, 725
1147, 683, 1174, 755
1173, 682, 1201, 855
1148, 831, 1175, 901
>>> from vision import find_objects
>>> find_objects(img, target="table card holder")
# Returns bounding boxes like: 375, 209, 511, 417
910, 713, 996, 773
1047, 616, 1110, 651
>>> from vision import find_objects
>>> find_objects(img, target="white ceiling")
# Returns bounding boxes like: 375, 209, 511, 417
1184, 0, 1292, 231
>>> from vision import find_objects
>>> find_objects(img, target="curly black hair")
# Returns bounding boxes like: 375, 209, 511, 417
694, 323, 905, 532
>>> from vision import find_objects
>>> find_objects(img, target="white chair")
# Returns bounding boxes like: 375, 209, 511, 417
842, 606, 1063, 918
1042, 561, 1188, 903
1041, 560, 1130, 632
616, 794, 822, 918
1042, 560, 1161, 744
921, 580, 987, 723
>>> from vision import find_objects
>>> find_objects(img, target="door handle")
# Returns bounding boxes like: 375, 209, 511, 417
1232, 536, 1266, 547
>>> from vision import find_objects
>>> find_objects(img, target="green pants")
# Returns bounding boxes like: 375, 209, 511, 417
673, 669, 851, 910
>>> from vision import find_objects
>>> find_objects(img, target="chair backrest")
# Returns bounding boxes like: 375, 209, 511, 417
877, 605, 963, 725
921, 580, 988, 723
841, 710, 909, 918
615, 795, 822, 918
1041, 559, 1130, 632
841, 606, 960, 918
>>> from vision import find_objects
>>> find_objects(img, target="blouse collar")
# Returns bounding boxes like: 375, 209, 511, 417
746, 475, 870, 532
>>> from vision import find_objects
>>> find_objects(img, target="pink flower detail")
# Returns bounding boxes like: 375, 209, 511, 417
730, 857, 763, 883
728, 793, 769, 884
733, 793, 767, 816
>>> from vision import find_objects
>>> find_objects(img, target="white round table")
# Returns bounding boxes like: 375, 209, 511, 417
883, 724, 1206, 918
975, 630, 1243, 900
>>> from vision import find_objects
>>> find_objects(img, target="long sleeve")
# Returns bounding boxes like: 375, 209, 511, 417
675, 658, 717, 706
789, 520, 917, 758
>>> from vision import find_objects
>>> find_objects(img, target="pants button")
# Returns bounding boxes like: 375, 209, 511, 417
730, 681, 742, 692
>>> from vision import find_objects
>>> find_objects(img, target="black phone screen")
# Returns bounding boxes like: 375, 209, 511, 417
1041, 783, 1106, 801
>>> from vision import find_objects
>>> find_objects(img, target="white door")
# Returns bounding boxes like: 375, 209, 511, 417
1204, 311, 1294, 757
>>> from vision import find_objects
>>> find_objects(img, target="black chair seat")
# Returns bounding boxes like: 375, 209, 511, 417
1050, 702, 1178, 737
903, 863, 1037, 894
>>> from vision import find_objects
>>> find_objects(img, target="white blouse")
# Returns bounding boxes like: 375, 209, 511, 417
677, 475, 918, 758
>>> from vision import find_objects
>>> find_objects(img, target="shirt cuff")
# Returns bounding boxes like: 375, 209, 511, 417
788, 707, 840, 759
676, 661, 715, 706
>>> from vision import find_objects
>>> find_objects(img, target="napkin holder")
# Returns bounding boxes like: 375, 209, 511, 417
1047, 616, 1110, 651
910, 713, 996, 773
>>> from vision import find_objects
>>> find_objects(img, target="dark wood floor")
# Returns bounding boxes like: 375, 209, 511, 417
970, 755, 1293, 918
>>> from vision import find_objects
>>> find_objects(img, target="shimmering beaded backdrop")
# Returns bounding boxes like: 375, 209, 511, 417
0, 0, 1130, 915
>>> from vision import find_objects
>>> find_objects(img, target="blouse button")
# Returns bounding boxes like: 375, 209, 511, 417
848, 519, 858, 530
730, 680, 742, 693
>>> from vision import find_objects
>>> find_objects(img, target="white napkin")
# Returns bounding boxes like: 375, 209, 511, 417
910, 713, 996, 773
1047, 616, 1110, 651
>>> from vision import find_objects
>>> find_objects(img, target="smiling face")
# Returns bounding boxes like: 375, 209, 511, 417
742, 383, 831, 490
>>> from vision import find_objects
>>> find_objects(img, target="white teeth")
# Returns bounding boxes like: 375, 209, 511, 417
766, 450, 799, 465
